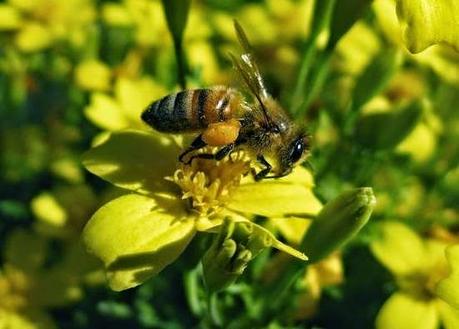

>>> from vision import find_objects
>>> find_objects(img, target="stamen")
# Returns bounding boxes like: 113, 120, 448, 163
166, 149, 250, 216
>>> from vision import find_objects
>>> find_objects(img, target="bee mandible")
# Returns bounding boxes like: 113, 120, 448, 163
141, 20, 310, 180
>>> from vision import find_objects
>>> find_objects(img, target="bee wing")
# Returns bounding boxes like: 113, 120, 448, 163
232, 20, 276, 129
233, 20, 268, 99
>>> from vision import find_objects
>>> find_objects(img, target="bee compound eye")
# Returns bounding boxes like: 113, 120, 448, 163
289, 138, 304, 164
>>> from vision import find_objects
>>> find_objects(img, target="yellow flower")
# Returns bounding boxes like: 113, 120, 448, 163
84, 76, 167, 131
373, 0, 459, 86
74, 60, 112, 92
370, 221, 459, 329
101, 0, 169, 47
0, 4, 22, 30
6, 0, 96, 52
31, 185, 97, 239
82, 130, 322, 291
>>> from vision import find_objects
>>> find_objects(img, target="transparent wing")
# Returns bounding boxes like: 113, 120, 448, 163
232, 20, 275, 128
233, 20, 268, 99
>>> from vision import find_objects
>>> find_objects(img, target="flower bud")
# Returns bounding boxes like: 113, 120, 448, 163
301, 187, 376, 263
202, 219, 269, 293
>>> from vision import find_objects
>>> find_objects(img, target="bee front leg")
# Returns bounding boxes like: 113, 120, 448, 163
253, 155, 272, 181
186, 143, 235, 164
179, 135, 207, 163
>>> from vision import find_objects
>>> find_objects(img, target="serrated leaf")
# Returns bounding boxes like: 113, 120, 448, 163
83, 194, 195, 290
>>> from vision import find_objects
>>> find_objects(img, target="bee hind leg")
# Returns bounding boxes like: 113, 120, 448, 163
179, 135, 207, 163
186, 143, 235, 164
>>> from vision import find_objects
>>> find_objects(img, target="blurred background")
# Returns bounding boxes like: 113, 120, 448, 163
0, 0, 458, 328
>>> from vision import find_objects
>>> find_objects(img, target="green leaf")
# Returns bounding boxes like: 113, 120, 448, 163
82, 130, 180, 196
161, 0, 191, 44
328, 0, 373, 50
83, 194, 195, 290
161, 0, 191, 89
355, 100, 423, 149
301, 187, 375, 263
396, 0, 459, 53
352, 48, 403, 111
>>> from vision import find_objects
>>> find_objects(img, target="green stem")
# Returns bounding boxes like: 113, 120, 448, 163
290, 0, 336, 116
290, 40, 317, 115
295, 50, 333, 117
207, 293, 223, 326
174, 37, 187, 89
183, 267, 202, 317
259, 259, 307, 319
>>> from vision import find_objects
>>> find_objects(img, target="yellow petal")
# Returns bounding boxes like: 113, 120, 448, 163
102, 3, 133, 26
82, 130, 180, 195
0, 5, 21, 30
376, 292, 439, 329
370, 221, 426, 276
396, 0, 459, 53
0, 309, 57, 329
31, 192, 67, 227
115, 77, 166, 127
15, 22, 52, 52
74, 60, 111, 92
437, 299, 459, 329
83, 194, 195, 290
396, 122, 437, 163
436, 244, 459, 310
84, 93, 128, 131
228, 181, 322, 217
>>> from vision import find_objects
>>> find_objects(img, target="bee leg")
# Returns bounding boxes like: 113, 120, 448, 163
179, 135, 207, 163
263, 168, 292, 179
186, 143, 235, 164
254, 155, 272, 181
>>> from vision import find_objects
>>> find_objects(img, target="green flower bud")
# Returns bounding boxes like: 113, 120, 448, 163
301, 187, 376, 263
202, 219, 269, 293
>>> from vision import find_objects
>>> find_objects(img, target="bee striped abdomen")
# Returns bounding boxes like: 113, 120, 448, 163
142, 87, 238, 133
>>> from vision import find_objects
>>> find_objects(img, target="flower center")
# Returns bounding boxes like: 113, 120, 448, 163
167, 149, 251, 217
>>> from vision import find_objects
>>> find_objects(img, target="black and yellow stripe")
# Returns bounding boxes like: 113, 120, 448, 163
141, 87, 237, 133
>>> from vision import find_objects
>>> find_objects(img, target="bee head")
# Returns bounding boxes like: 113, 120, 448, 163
278, 133, 310, 175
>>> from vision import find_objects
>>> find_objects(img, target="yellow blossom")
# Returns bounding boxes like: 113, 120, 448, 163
0, 4, 22, 30
370, 221, 459, 329
373, 0, 459, 86
6, 0, 96, 51
82, 130, 322, 290
74, 60, 112, 92
84, 76, 167, 131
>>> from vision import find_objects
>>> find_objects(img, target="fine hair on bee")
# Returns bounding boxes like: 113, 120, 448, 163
141, 20, 310, 181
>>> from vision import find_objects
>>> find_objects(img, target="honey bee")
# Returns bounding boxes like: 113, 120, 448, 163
141, 21, 310, 180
